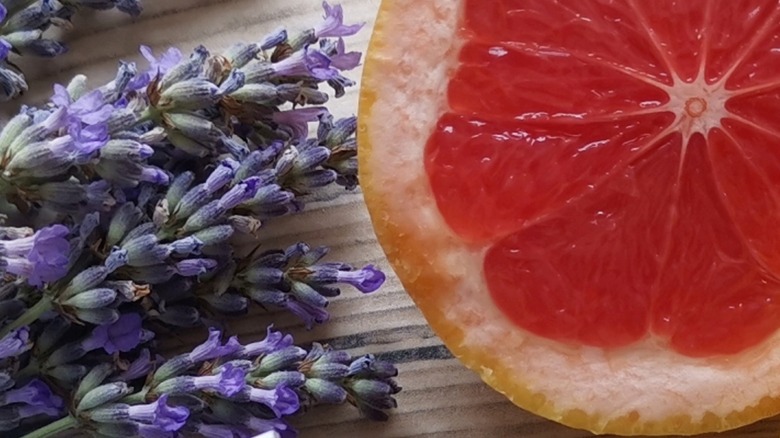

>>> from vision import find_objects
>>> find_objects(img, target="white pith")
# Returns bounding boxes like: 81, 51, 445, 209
362, 0, 780, 427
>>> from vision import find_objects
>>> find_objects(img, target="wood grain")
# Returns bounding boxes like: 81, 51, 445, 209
3, 1, 780, 436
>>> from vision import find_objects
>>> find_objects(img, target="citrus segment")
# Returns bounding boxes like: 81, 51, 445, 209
425, 113, 675, 243
484, 136, 681, 349
359, 0, 780, 434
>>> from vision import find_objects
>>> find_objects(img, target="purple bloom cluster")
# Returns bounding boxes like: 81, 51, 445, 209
0, 3, 395, 438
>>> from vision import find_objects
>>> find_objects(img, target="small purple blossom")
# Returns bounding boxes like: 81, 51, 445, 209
127, 394, 189, 431
85, 313, 144, 354
2, 224, 71, 287
329, 38, 362, 71
272, 47, 336, 80
119, 349, 155, 381
195, 363, 246, 397
239, 325, 294, 358
140, 166, 170, 185
272, 107, 328, 141
284, 298, 329, 329
204, 159, 240, 193
0, 379, 64, 413
246, 385, 300, 417
128, 45, 183, 90
314, 2, 364, 38
189, 327, 242, 363
0, 327, 30, 360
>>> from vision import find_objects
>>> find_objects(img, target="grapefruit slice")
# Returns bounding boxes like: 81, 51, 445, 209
359, 0, 780, 435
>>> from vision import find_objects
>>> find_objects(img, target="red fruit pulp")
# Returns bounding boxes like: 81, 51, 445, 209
424, 0, 780, 356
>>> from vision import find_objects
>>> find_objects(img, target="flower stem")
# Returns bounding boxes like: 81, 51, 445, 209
0, 296, 52, 338
19, 415, 77, 438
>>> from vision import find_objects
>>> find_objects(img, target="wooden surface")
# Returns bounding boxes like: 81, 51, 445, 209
2, 1, 780, 437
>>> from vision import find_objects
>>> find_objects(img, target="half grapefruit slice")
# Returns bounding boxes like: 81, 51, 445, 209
360, 0, 780, 435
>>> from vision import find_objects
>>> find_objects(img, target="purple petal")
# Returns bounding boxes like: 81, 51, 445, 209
104, 313, 143, 354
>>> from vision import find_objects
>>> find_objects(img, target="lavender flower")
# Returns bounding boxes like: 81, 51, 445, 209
81, 313, 144, 354
0, 326, 29, 360
128, 45, 183, 90
190, 327, 241, 363
0, 224, 70, 286
155, 363, 246, 397
0, 379, 63, 413
314, 2, 364, 38
87, 394, 189, 432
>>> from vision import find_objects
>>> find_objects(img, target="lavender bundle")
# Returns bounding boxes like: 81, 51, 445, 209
0, 2, 399, 437
0, 0, 142, 101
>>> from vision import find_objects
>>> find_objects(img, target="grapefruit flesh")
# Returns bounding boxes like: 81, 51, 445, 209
359, 0, 780, 434
425, 0, 780, 357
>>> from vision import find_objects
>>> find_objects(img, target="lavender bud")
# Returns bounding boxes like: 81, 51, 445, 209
36, 318, 70, 356
164, 112, 223, 145
75, 363, 115, 404
139, 127, 166, 145
0, 113, 32, 157
166, 128, 212, 158
295, 146, 331, 172
228, 215, 262, 234
203, 293, 247, 314
0, 68, 27, 102
229, 83, 278, 103
275, 147, 298, 176
160, 45, 209, 90
117, 0, 143, 16
257, 347, 306, 374
326, 116, 358, 146
118, 349, 154, 381
170, 236, 203, 255
290, 282, 328, 308
123, 222, 157, 244
175, 259, 217, 277
156, 305, 200, 327
257, 371, 305, 389
240, 61, 274, 83
123, 235, 171, 267
105, 249, 129, 273
224, 42, 260, 68
7, 108, 64, 155
304, 378, 347, 404
107, 203, 143, 247
5, 141, 72, 179
16, 37, 68, 57
100, 139, 154, 161
152, 355, 192, 384
241, 266, 283, 285
111, 61, 137, 97
234, 144, 283, 181
166, 171, 195, 211
348, 380, 398, 402
290, 169, 338, 191
44, 342, 91, 367
218, 70, 245, 95
74, 308, 120, 325
65, 74, 88, 100
158, 79, 220, 109
219, 177, 261, 210
211, 261, 237, 296
221, 135, 250, 160
348, 355, 398, 379
192, 225, 234, 246
95, 159, 144, 188
47, 364, 87, 386
181, 201, 225, 233
204, 159, 239, 193
62, 288, 118, 309
307, 362, 349, 380
260, 28, 287, 50
77, 382, 132, 413
127, 265, 176, 284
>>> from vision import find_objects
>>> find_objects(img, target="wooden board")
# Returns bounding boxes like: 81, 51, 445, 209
1, 1, 779, 436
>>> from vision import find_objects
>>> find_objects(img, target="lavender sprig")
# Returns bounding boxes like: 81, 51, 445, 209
0, 3, 398, 438
0, 0, 143, 101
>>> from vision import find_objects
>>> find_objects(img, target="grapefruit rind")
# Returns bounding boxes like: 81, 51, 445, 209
358, 0, 780, 435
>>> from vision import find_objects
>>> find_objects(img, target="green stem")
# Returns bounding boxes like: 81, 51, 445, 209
19, 415, 77, 438
0, 296, 52, 338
